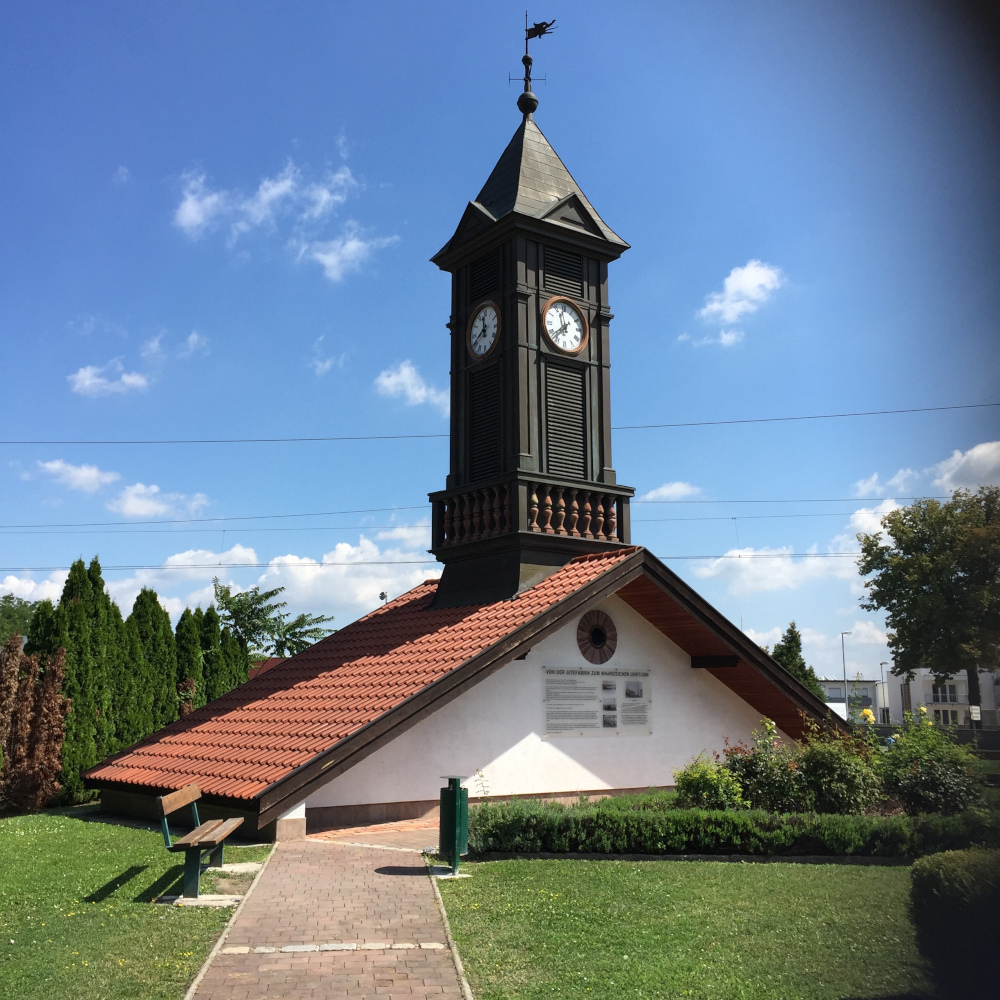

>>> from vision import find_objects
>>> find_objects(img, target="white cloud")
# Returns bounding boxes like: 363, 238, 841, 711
112, 166, 130, 185
375, 523, 431, 549
174, 171, 230, 239
67, 361, 149, 396
676, 330, 745, 348
257, 535, 438, 617
694, 545, 857, 596
638, 481, 702, 502
308, 336, 346, 376
932, 441, 1000, 492
141, 334, 165, 359
301, 166, 357, 220
301, 227, 398, 282
835, 499, 900, 542
0, 571, 68, 604
232, 162, 299, 236
853, 469, 916, 498
374, 360, 449, 415
37, 459, 119, 493
699, 260, 784, 325
106, 483, 209, 519
743, 625, 782, 649
178, 331, 209, 358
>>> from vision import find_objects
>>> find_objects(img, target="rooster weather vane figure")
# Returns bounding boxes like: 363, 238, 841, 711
515, 13, 556, 116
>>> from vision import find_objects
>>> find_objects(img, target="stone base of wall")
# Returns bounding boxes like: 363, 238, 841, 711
305, 785, 669, 834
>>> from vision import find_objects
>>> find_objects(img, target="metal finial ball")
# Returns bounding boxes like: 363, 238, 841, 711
517, 90, 539, 115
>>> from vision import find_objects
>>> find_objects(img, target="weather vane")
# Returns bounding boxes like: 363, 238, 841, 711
512, 12, 556, 116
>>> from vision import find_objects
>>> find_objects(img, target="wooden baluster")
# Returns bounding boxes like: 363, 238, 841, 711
552, 487, 566, 535
578, 491, 593, 538
462, 494, 474, 540
591, 495, 605, 540
566, 489, 580, 536
490, 487, 503, 536
540, 487, 554, 534
443, 500, 454, 545
503, 484, 513, 534
528, 486, 540, 531
473, 491, 485, 539
604, 495, 618, 540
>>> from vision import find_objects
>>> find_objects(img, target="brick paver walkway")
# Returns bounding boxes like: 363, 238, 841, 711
308, 819, 439, 853
192, 839, 465, 999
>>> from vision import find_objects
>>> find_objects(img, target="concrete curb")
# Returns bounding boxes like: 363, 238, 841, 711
182, 843, 277, 1000
425, 856, 475, 1000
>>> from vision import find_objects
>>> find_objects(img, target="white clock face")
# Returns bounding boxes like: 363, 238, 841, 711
544, 300, 585, 353
469, 304, 499, 357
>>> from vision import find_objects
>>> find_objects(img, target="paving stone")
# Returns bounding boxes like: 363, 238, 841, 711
190, 839, 464, 1000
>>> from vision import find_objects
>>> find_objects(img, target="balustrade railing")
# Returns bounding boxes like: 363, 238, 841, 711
525, 483, 622, 541
439, 483, 513, 547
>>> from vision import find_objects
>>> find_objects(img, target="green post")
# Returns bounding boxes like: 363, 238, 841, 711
439, 775, 468, 875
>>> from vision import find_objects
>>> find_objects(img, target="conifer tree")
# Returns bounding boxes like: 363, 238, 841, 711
116, 617, 148, 748
200, 606, 225, 702
770, 622, 825, 701
220, 626, 248, 692
84, 558, 119, 758
130, 588, 178, 728
175, 608, 205, 716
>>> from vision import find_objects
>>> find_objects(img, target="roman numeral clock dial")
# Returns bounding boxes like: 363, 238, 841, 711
467, 302, 500, 358
542, 296, 588, 354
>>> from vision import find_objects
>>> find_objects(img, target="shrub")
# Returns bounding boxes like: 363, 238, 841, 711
722, 718, 803, 812
673, 753, 746, 810
881, 709, 984, 815
796, 728, 880, 815
467, 798, 1000, 857
911, 848, 1000, 998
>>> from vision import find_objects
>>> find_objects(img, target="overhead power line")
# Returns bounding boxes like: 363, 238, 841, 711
0, 552, 861, 573
1, 402, 994, 446
0, 497, 945, 532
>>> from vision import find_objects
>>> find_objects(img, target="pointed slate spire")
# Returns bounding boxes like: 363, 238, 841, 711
433, 116, 627, 263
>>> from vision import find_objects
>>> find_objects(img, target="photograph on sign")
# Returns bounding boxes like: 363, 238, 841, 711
543, 666, 651, 737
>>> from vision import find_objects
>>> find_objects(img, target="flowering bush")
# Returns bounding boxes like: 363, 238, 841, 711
722, 719, 803, 812
673, 753, 746, 810
881, 709, 984, 815
796, 726, 881, 815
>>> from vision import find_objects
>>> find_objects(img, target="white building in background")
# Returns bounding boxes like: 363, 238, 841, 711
817, 676, 888, 723
884, 667, 1000, 728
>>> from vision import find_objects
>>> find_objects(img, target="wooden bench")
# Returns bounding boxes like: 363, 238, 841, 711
156, 784, 244, 898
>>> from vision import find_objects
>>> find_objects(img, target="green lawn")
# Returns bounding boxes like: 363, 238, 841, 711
439, 859, 932, 1000
0, 809, 267, 1000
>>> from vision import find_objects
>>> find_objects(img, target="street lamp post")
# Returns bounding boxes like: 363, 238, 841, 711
879, 661, 889, 724
841, 631, 852, 721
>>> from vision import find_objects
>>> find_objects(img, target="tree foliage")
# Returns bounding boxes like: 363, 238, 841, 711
0, 634, 69, 811
858, 486, 1000, 705
213, 578, 334, 657
175, 608, 205, 716
0, 595, 38, 646
769, 621, 825, 701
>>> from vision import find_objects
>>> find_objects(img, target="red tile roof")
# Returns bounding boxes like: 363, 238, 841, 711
86, 549, 638, 803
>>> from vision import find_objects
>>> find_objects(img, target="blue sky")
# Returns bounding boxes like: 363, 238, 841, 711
2, 1, 998, 681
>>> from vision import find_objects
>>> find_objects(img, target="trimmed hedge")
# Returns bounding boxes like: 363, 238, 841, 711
468, 796, 1000, 858
911, 848, 1000, 998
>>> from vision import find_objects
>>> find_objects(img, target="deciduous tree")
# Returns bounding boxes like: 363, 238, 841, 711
858, 486, 1000, 710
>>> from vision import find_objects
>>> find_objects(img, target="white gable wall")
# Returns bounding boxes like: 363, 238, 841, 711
305, 594, 769, 812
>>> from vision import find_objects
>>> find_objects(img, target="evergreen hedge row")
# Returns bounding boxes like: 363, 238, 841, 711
468, 796, 1000, 858
910, 848, 1000, 998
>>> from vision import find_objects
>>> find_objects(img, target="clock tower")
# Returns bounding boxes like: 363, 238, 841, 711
429, 51, 634, 606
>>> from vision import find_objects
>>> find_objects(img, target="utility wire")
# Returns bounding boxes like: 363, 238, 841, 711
0, 497, 948, 532
0, 552, 862, 573
1, 402, 994, 445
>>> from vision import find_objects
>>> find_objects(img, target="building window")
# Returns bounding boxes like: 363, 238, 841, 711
931, 684, 958, 704
933, 708, 959, 725
826, 687, 843, 701
880, 707, 891, 724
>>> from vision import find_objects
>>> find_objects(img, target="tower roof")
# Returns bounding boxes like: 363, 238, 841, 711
434, 115, 628, 263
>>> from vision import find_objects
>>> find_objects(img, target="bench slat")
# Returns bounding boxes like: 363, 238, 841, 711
158, 783, 201, 818
192, 817, 244, 847
169, 819, 225, 850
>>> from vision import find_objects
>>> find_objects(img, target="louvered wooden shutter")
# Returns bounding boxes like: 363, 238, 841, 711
543, 246, 584, 297
469, 365, 501, 481
469, 252, 499, 303
545, 363, 586, 478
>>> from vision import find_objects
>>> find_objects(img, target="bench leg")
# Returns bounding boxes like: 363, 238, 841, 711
182, 849, 201, 898
208, 843, 224, 868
